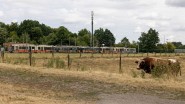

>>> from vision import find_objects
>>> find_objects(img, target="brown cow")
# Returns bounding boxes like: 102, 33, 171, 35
135, 57, 180, 74
135, 57, 157, 73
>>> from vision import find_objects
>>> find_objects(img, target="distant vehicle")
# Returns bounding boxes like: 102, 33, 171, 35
3, 43, 136, 54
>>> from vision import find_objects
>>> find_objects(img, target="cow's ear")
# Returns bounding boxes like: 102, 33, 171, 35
135, 61, 138, 63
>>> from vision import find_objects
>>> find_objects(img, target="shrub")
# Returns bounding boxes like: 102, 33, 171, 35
141, 70, 145, 78
131, 70, 138, 78
55, 57, 65, 69
151, 63, 168, 78
46, 57, 66, 69
46, 58, 55, 68
151, 61, 181, 78
31, 57, 36, 66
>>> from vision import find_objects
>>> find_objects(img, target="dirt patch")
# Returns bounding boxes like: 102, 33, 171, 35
0, 63, 185, 103
97, 93, 185, 104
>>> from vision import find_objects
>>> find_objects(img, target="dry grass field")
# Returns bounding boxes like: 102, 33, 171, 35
0, 52, 185, 103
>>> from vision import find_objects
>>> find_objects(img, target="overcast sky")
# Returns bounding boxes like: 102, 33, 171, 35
1, 0, 185, 44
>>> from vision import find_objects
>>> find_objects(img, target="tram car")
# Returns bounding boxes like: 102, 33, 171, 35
3, 43, 136, 54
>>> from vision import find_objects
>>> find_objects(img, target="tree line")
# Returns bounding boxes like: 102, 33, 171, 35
0, 19, 115, 47
117, 28, 185, 52
1, 19, 185, 52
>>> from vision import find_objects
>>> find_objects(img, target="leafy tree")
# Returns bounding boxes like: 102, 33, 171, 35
0, 22, 6, 28
77, 29, 91, 46
0, 28, 8, 45
40, 24, 53, 36
164, 42, 176, 52
54, 26, 72, 45
121, 37, 130, 47
20, 32, 30, 43
8, 31, 19, 42
30, 27, 43, 44
171, 42, 182, 49
138, 28, 160, 52
44, 33, 57, 45
94, 28, 115, 47
18, 19, 40, 36
7, 22, 19, 33
104, 29, 115, 46
94, 28, 104, 47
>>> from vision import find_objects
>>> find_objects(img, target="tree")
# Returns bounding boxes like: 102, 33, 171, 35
171, 42, 182, 49
77, 29, 91, 46
138, 28, 160, 52
55, 26, 71, 45
164, 42, 176, 52
30, 27, 43, 44
0, 22, 6, 28
44, 33, 57, 45
121, 37, 130, 47
94, 28, 115, 47
0, 28, 8, 45
104, 29, 115, 46
18, 19, 40, 36
40, 24, 53, 36
20, 32, 30, 43
8, 31, 19, 42
7, 22, 19, 33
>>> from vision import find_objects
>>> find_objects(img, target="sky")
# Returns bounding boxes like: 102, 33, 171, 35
1, 0, 185, 44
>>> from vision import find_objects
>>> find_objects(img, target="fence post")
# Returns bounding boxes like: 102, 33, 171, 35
80, 50, 82, 58
112, 49, 113, 58
29, 46, 32, 66
119, 51, 122, 73
1, 47, 5, 63
91, 48, 94, 58
52, 46, 54, 58
68, 54, 70, 69
101, 50, 103, 57
80, 51, 82, 58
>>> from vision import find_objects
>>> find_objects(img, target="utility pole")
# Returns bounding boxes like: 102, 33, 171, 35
138, 43, 139, 53
91, 11, 94, 57
91, 11, 94, 47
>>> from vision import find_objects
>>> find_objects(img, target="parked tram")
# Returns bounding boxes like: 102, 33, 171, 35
3, 43, 136, 54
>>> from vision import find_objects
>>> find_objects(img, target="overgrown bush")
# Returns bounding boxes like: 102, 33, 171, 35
31, 57, 36, 66
141, 70, 145, 78
151, 61, 181, 78
131, 70, 138, 78
46, 58, 55, 68
55, 57, 65, 69
46, 58, 65, 69
12, 58, 28, 65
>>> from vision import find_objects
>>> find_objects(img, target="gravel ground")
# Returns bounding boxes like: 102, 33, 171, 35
97, 93, 185, 104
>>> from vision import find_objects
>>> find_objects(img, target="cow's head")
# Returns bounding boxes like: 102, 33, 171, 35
135, 59, 145, 70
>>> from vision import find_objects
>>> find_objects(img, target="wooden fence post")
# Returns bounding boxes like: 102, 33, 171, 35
119, 51, 122, 73
101, 51, 103, 57
80, 51, 82, 58
68, 54, 70, 69
1, 48, 5, 63
91, 48, 94, 58
29, 46, 32, 66
52, 46, 54, 58
80, 50, 82, 58
112, 50, 113, 58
